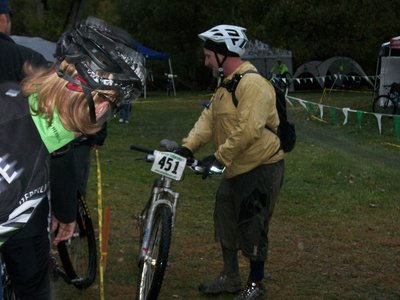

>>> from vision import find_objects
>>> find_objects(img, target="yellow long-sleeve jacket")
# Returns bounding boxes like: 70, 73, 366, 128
182, 61, 284, 178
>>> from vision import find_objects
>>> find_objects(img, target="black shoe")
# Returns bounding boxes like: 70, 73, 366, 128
234, 281, 266, 300
198, 272, 242, 295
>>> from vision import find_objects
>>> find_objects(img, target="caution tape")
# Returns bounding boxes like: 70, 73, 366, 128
95, 149, 105, 300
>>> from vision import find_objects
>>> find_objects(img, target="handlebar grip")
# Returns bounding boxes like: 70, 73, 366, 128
130, 144, 154, 154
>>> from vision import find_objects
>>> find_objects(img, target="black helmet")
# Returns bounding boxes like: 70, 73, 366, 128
55, 16, 145, 122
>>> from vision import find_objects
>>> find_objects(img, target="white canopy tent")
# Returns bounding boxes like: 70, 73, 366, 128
373, 36, 400, 97
293, 56, 373, 89
11, 35, 56, 62
242, 39, 293, 78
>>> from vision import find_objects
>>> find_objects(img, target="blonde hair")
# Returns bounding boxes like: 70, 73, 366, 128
21, 61, 118, 135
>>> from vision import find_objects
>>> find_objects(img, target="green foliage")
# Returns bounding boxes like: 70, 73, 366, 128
8, 0, 400, 87
263, 0, 400, 73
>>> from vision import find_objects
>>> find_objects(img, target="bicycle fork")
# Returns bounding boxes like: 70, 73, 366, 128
137, 186, 179, 263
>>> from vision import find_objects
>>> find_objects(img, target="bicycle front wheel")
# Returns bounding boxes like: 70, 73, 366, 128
136, 205, 172, 300
57, 196, 97, 289
372, 95, 396, 114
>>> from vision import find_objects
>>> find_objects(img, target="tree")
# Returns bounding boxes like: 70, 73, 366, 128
8, 0, 400, 89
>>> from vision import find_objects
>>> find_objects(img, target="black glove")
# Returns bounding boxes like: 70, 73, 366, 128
200, 154, 224, 179
173, 146, 193, 159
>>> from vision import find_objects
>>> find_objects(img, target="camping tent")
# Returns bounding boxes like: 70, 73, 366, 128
242, 39, 293, 79
293, 60, 322, 78
317, 56, 373, 88
292, 60, 323, 89
293, 56, 373, 89
373, 36, 400, 97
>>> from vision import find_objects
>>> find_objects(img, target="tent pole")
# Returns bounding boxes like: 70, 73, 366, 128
168, 59, 176, 96
143, 60, 147, 99
372, 55, 380, 101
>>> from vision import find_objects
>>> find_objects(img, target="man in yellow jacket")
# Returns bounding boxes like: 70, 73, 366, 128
175, 24, 285, 300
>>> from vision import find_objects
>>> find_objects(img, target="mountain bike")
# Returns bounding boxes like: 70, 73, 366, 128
372, 82, 400, 115
130, 140, 224, 300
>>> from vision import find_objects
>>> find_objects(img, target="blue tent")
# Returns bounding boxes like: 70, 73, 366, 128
132, 40, 169, 61
132, 40, 175, 97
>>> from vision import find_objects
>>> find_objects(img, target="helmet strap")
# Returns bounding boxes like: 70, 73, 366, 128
214, 52, 227, 80
82, 88, 97, 123
56, 62, 97, 123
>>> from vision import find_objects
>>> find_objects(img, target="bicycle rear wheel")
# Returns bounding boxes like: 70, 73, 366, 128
136, 205, 172, 300
57, 195, 97, 289
372, 95, 396, 114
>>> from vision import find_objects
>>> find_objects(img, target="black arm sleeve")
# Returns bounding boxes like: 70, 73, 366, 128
50, 147, 77, 223
83, 122, 108, 146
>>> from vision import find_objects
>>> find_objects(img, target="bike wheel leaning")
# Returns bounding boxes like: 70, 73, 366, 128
57, 195, 97, 289
136, 205, 172, 300
372, 95, 396, 115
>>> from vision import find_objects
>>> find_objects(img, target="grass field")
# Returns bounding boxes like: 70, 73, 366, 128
52, 89, 400, 300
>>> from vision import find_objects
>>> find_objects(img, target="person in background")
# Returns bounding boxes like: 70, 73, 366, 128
0, 0, 49, 83
174, 24, 284, 300
119, 100, 131, 123
0, 16, 144, 299
270, 59, 289, 78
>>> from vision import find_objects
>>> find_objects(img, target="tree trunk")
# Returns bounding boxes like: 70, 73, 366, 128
64, 0, 85, 31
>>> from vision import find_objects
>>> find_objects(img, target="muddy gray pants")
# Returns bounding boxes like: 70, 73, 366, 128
214, 160, 284, 265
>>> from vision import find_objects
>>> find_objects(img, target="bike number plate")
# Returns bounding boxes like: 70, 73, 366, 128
151, 151, 187, 180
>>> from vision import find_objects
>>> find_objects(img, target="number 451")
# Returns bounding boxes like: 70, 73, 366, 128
158, 156, 179, 174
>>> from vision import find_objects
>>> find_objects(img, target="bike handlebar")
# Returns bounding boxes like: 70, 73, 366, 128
130, 143, 226, 176
130, 144, 154, 154
130, 144, 206, 175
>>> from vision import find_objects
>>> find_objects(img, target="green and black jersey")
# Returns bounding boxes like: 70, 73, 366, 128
0, 82, 74, 246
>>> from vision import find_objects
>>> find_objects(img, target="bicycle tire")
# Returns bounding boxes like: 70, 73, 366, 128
136, 205, 172, 300
372, 95, 397, 115
57, 195, 97, 289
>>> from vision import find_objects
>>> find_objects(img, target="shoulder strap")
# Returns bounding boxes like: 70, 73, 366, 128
220, 70, 259, 107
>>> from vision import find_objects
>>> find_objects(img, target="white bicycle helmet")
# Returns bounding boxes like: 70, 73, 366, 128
198, 24, 248, 57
